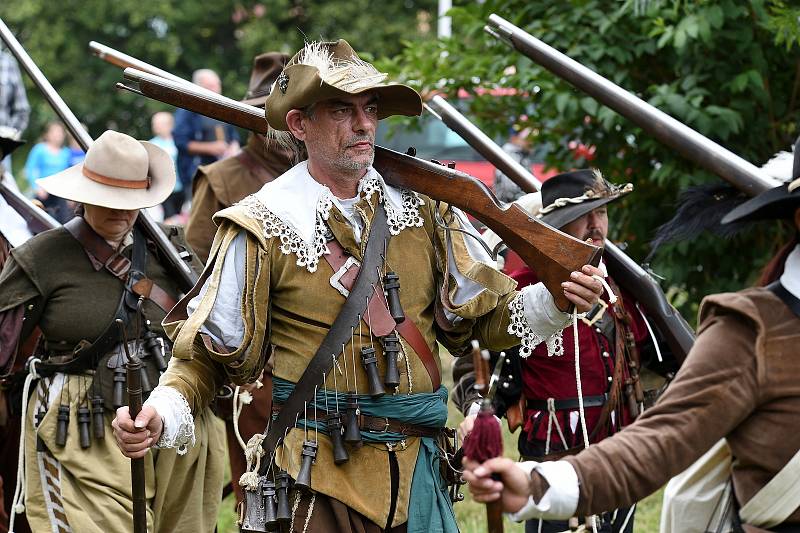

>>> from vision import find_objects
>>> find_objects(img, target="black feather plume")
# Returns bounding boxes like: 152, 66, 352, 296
646, 183, 749, 262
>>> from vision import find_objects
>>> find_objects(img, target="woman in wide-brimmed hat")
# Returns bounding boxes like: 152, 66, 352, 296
0, 130, 225, 533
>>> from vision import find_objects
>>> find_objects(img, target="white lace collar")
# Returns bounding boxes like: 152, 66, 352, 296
239, 161, 424, 272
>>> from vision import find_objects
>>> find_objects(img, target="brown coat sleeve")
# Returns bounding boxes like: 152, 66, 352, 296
557, 311, 759, 516
185, 170, 224, 266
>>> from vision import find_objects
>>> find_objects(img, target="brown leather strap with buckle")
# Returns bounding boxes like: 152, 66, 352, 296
323, 237, 441, 390
131, 278, 177, 314
64, 217, 175, 312
65, 216, 132, 279
272, 401, 441, 438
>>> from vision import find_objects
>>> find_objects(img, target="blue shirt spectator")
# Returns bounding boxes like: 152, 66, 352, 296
173, 108, 240, 188
24, 123, 71, 194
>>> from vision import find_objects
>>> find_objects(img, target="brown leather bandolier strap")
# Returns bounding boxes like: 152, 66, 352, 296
64, 217, 176, 312
323, 236, 441, 390
271, 401, 441, 438
236, 148, 275, 185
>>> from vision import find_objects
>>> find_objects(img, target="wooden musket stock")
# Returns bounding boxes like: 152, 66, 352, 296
117, 67, 600, 310
427, 95, 695, 362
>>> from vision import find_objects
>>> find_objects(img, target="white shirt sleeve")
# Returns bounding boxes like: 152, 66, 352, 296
144, 385, 195, 455
507, 283, 572, 357
508, 460, 580, 522
186, 230, 247, 349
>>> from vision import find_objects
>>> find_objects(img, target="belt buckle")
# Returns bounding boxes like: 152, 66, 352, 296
581, 299, 608, 327
329, 256, 360, 297
105, 254, 132, 278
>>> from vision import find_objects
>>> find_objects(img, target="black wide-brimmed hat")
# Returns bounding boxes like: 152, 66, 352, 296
538, 169, 633, 229
0, 126, 24, 159
722, 138, 800, 225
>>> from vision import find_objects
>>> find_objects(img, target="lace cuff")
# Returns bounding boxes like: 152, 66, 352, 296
507, 284, 571, 358
144, 385, 195, 455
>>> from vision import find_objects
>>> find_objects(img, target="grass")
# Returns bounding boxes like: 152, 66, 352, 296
216, 350, 664, 532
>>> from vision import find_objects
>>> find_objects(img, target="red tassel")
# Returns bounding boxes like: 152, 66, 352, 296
463, 399, 503, 463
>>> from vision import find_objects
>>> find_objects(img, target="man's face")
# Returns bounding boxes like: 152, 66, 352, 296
301, 92, 379, 176
560, 206, 609, 246
197, 73, 222, 94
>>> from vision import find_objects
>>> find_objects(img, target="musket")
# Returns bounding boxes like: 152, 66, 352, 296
117, 319, 147, 533
0, 18, 198, 292
427, 95, 694, 363
484, 14, 780, 197
113, 65, 600, 310
0, 181, 59, 234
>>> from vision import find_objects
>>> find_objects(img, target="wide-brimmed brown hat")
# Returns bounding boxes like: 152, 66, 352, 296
265, 39, 422, 131
241, 52, 290, 107
36, 130, 175, 210
538, 169, 632, 229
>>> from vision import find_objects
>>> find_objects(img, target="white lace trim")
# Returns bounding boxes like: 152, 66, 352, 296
241, 194, 331, 273
507, 292, 565, 358
146, 386, 195, 455
240, 174, 423, 272
360, 172, 425, 235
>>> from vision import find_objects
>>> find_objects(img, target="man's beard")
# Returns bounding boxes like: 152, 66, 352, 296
333, 135, 374, 171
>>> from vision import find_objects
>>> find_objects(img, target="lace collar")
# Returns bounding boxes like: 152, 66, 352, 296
239, 161, 424, 272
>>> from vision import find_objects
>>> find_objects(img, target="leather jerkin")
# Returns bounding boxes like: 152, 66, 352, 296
261, 202, 392, 458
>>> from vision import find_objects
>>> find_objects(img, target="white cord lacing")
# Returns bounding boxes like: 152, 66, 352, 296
574, 275, 617, 533
9, 358, 40, 533
232, 380, 262, 451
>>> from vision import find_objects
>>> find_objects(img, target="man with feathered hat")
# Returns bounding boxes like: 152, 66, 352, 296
453, 169, 668, 533
113, 40, 604, 532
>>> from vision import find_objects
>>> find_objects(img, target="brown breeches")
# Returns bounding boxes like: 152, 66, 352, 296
291, 491, 407, 533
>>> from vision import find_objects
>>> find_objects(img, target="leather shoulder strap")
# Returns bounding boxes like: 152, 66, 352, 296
767, 281, 800, 319
64, 216, 131, 280
262, 202, 391, 458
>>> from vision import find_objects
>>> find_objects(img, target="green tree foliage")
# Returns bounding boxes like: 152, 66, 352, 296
0, 0, 435, 150
382, 0, 800, 318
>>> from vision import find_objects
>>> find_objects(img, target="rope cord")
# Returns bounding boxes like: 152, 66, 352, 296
9, 358, 41, 531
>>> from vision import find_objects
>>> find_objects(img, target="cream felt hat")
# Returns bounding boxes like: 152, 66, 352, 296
36, 130, 175, 210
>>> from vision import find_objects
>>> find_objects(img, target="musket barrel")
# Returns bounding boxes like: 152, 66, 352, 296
0, 18, 198, 291
485, 14, 779, 197
426, 95, 540, 193
91, 41, 224, 100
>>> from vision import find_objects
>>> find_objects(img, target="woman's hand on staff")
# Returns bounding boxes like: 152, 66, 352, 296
462, 457, 531, 514
112, 405, 163, 459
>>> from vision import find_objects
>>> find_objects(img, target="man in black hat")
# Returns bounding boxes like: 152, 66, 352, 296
454, 169, 664, 533
462, 161, 800, 533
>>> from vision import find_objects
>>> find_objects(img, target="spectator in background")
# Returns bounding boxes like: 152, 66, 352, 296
23, 121, 72, 222
149, 111, 183, 218
0, 47, 30, 174
173, 68, 240, 195
67, 133, 85, 167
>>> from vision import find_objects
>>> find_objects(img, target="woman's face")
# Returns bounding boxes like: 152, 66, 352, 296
44, 124, 65, 146
82, 204, 139, 244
